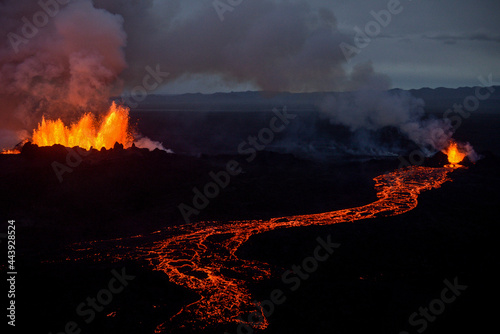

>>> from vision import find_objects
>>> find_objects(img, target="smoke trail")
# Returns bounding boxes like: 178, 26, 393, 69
319, 65, 454, 156
134, 136, 173, 153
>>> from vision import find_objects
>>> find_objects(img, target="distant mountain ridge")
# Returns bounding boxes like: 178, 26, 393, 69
117, 86, 500, 113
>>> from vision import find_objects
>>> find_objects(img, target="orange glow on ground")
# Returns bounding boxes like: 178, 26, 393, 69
0, 149, 21, 154
64, 165, 455, 332
32, 102, 133, 150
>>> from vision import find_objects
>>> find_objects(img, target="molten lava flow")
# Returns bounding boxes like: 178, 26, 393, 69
0, 149, 20, 154
32, 102, 133, 150
443, 141, 466, 167
62, 165, 456, 333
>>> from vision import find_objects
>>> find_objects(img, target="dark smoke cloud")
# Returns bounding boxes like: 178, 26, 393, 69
94, 0, 384, 93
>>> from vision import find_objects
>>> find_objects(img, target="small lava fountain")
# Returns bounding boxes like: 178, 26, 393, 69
443, 140, 467, 168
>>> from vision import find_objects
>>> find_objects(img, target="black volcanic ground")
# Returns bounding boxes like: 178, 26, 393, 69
2, 90, 500, 334
2, 145, 499, 334
2, 143, 398, 251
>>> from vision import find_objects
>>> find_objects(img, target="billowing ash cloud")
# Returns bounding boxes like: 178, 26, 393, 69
94, 0, 383, 93
0, 0, 127, 148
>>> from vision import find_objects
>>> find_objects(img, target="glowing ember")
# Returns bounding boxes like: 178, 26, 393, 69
64, 165, 454, 332
0, 149, 21, 154
32, 102, 133, 150
443, 141, 466, 166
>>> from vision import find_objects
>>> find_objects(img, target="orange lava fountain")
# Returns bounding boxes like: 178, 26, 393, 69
62, 165, 457, 333
443, 141, 466, 167
31, 102, 133, 150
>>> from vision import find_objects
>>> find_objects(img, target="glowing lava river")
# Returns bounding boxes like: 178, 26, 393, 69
63, 165, 457, 332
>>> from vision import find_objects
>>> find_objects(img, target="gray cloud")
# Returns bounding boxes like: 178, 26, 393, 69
95, 0, 387, 93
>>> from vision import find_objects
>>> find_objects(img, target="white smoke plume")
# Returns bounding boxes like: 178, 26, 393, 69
134, 136, 173, 153
459, 141, 480, 162
320, 80, 454, 155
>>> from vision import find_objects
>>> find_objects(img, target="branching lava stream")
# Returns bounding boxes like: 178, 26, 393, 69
65, 165, 457, 332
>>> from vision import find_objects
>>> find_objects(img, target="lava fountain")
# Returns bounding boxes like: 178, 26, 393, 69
443, 141, 467, 168
31, 102, 133, 150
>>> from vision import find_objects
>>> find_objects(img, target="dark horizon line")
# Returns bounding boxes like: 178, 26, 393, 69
116, 85, 500, 97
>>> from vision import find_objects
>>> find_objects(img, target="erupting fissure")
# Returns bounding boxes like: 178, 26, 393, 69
62, 162, 465, 333
31, 102, 133, 151
443, 141, 467, 167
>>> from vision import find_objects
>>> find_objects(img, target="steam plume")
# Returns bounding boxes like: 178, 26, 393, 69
320, 87, 454, 154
